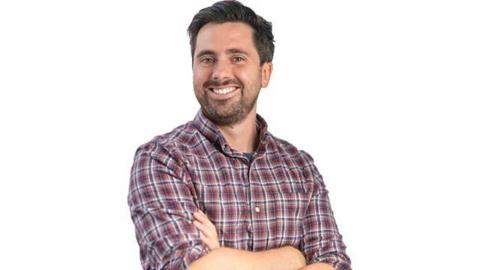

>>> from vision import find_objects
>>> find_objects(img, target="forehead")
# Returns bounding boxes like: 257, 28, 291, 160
195, 22, 257, 55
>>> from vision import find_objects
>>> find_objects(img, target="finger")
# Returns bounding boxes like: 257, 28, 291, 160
203, 217, 217, 231
195, 219, 217, 238
193, 211, 209, 223
200, 231, 220, 250
194, 216, 217, 231
199, 231, 219, 250
193, 211, 219, 239
194, 221, 218, 249
194, 211, 217, 231
193, 220, 215, 237
199, 231, 215, 250
196, 210, 210, 220
193, 220, 207, 232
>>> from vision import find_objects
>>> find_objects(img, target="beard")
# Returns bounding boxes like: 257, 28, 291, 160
195, 78, 260, 126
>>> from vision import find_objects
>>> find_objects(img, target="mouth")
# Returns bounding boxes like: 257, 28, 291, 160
206, 86, 240, 100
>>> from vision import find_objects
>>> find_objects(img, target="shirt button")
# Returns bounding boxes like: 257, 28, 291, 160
254, 206, 260, 213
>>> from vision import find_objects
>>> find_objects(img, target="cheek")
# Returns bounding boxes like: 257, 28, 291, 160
235, 68, 258, 85
193, 69, 207, 86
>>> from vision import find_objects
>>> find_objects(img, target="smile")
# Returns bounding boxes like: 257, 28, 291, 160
209, 86, 238, 95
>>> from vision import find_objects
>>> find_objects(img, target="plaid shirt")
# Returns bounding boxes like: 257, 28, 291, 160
128, 111, 351, 270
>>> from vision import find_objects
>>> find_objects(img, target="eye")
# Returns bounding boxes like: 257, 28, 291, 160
232, 56, 245, 63
200, 56, 215, 64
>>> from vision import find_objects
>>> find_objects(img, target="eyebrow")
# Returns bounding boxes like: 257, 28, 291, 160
195, 48, 250, 59
196, 50, 216, 59
226, 48, 249, 56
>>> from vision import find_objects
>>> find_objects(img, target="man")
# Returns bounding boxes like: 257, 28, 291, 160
128, 1, 351, 269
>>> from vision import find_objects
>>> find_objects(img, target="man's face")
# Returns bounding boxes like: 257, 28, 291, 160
193, 22, 272, 126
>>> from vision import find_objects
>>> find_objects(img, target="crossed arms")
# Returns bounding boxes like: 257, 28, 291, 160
190, 210, 334, 270
128, 147, 350, 270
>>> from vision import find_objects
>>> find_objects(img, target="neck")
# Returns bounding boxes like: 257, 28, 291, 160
217, 106, 258, 153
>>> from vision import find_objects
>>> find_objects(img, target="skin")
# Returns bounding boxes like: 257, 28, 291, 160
192, 22, 272, 152
190, 22, 334, 270
193, 210, 334, 270
193, 210, 219, 250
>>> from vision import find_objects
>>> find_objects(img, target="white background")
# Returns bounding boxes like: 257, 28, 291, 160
1, 0, 479, 269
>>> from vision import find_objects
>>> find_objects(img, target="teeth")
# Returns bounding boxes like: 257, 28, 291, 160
211, 87, 236, 95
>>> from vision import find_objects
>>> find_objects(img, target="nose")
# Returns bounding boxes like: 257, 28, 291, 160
211, 58, 233, 82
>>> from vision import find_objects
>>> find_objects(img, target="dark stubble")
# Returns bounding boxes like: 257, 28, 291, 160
196, 78, 259, 126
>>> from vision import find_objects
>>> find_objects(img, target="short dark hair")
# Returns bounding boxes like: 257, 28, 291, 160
187, 0, 275, 65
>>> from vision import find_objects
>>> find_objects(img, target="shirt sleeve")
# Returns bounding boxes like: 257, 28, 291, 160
301, 152, 352, 270
128, 142, 208, 270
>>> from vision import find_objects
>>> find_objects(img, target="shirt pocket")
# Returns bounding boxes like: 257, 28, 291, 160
267, 167, 310, 247
277, 165, 308, 194
268, 186, 309, 248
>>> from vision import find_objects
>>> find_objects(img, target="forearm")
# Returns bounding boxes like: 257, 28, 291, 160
188, 246, 306, 270
252, 245, 306, 270
300, 262, 335, 270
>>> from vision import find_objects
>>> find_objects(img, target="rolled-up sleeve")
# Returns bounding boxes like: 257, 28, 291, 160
301, 153, 352, 270
128, 142, 208, 270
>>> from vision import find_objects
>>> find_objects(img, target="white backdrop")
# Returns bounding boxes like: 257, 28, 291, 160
1, 1, 479, 269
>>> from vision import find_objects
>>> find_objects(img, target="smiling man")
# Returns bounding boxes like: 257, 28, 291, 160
128, 1, 351, 270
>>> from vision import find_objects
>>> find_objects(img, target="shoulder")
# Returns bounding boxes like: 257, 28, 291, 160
267, 133, 316, 168
266, 133, 322, 189
134, 121, 200, 161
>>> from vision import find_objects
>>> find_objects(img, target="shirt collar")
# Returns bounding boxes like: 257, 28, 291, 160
192, 109, 270, 155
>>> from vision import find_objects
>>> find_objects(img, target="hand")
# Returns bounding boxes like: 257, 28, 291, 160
193, 210, 220, 251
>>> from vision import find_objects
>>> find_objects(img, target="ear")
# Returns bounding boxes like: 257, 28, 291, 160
260, 62, 273, 88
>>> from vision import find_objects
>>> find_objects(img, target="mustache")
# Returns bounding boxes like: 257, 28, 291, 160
204, 79, 242, 88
